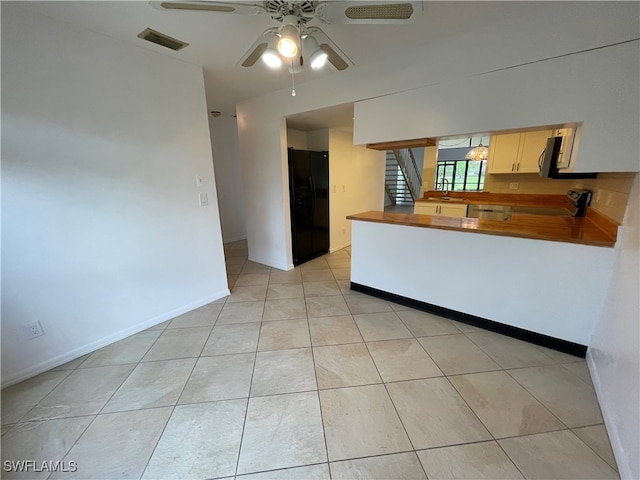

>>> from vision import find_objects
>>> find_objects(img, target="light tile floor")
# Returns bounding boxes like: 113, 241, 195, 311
1, 240, 619, 479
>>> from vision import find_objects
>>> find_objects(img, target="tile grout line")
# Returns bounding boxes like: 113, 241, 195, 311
233, 258, 267, 477
360, 341, 428, 477
345, 309, 429, 475
98, 318, 202, 479
304, 289, 333, 479
569, 426, 621, 472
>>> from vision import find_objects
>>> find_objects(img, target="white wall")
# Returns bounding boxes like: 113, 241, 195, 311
210, 116, 247, 243
307, 130, 329, 151
1, 5, 228, 386
587, 175, 640, 480
236, 2, 638, 271
354, 40, 640, 173
328, 130, 385, 251
286, 128, 308, 150
350, 221, 616, 345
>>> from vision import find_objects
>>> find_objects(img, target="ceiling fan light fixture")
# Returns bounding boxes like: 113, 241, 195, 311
304, 35, 328, 70
278, 37, 298, 58
278, 23, 299, 58
310, 50, 328, 69
261, 49, 282, 68
261, 36, 282, 69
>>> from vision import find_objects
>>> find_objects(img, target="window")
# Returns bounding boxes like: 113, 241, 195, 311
435, 159, 486, 191
435, 137, 488, 192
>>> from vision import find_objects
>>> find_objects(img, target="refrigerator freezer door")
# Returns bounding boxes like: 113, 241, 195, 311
289, 148, 329, 266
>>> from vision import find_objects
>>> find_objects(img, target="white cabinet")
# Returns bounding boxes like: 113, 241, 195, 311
487, 133, 521, 173
414, 203, 439, 216
488, 130, 552, 174
414, 202, 468, 218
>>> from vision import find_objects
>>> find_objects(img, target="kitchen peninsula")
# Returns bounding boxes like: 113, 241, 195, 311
348, 209, 616, 247
347, 203, 619, 355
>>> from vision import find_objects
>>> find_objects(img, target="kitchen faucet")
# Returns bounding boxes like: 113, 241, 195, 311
442, 177, 450, 198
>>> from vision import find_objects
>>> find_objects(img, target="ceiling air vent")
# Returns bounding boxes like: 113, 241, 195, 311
345, 3, 414, 20
137, 28, 189, 51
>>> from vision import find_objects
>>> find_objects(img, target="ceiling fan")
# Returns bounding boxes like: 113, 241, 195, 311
151, 1, 423, 76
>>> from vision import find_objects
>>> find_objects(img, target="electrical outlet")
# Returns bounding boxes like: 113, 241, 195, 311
509, 182, 519, 190
23, 321, 44, 339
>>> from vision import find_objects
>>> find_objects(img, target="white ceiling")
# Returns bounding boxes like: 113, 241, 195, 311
18, 1, 554, 128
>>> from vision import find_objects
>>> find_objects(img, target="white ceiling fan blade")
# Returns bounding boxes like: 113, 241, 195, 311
314, 1, 423, 24
238, 28, 278, 67
305, 26, 353, 71
150, 1, 267, 15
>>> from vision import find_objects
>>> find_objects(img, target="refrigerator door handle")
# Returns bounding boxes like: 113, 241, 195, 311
308, 176, 316, 222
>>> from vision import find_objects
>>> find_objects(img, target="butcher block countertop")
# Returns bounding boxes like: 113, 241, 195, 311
346, 210, 617, 247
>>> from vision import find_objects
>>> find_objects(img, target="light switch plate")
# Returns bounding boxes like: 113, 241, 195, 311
199, 193, 208, 206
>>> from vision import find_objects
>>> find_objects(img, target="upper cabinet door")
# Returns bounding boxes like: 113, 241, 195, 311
488, 130, 553, 174
487, 133, 522, 173
518, 130, 552, 173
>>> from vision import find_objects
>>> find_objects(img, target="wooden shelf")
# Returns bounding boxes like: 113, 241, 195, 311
366, 138, 436, 150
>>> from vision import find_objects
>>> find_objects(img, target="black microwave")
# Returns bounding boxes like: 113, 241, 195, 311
538, 136, 597, 179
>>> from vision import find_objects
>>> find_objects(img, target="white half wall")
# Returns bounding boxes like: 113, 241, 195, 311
328, 130, 385, 251
350, 221, 617, 346
587, 175, 640, 480
1, 5, 228, 386
210, 116, 247, 243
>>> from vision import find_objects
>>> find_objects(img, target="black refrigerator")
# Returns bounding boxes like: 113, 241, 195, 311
288, 148, 329, 266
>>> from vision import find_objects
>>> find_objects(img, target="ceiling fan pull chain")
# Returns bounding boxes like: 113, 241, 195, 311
291, 60, 296, 97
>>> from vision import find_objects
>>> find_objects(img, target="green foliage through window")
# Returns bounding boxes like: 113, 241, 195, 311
435, 160, 486, 192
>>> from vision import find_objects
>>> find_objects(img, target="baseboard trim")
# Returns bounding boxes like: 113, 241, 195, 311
223, 235, 247, 244
330, 242, 351, 253
247, 255, 291, 272
351, 282, 587, 358
1, 289, 230, 388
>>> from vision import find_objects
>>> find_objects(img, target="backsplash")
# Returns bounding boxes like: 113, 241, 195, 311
423, 168, 635, 224
484, 174, 574, 195
574, 173, 637, 224
486, 172, 637, 223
